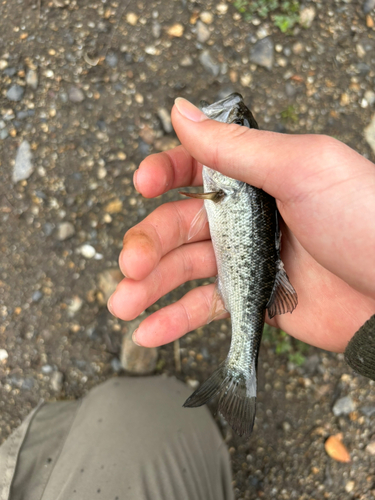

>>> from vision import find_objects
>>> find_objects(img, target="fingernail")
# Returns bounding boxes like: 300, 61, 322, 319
107, 294, 117, 317
174, 97, 206, 122
132, 328, 141, 346
133, 170, 140, 193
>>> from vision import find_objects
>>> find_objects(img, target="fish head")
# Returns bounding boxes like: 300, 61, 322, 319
200, 93, 259, 129
201, 93, 258, 194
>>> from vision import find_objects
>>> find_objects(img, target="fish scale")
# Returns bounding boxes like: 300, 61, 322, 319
182, 93, 298, 437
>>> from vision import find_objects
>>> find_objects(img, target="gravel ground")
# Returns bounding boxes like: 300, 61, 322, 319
1, 0, 375, 498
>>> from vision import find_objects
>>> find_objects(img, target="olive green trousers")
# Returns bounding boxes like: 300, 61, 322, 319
0, 377, 233, 500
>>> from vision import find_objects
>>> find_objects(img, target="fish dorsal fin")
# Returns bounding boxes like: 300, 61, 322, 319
187, 204, 208, 241
267, 261, 298, 319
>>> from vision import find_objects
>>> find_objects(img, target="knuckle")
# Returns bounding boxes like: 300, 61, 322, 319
179, 247, 194, 281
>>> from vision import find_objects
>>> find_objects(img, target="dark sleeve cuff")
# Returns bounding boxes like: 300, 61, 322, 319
344, 314, 375, 381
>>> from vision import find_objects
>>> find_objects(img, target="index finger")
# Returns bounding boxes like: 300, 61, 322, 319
134, 145, 203, 198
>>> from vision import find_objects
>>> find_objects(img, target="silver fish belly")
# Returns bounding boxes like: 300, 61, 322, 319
183, 93, 298, 437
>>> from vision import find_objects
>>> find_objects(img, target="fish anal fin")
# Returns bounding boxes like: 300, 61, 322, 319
207, 279, 228, 324
267, 261, 298, 319
187, 204, 208, 241
183, 363, 257, 437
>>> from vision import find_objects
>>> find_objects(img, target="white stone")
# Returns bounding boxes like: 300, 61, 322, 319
366, 441, 375, 455
300, 6, 316, 28
216, 3, 228, 14
0, 349, 8, 362
200, 11, 213, 24
79, 244, 96, 259
365, 90, 375, 106
187, 379, 200, 389
12, 140, 33, 183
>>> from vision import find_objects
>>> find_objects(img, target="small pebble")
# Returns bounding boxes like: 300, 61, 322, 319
97, 166, 107, 179
356, 43, 366, 58
0, 59, 8, 70
68, 86, 85, 103
57, 222, 75, 241
196, 20, 210, 43
187, 379, 200, 389
250, 37, 274, 70
135, 93, 144, 104
7, 84, 25, 102
41, 364, 53, 374
340, 93, 350, 106
126, 12, 138, 25
106, 52, 118, 68
104, 198, 123, 213
157, 107, 173, 133
333, 396, 355, 416
240, 73, 252, 87
121, 320, 158, 375
97, 268, 123, 303
363, 0, 375, 14
216, 3, 228, 14
68, 295, 83, 315
26, 69, 38, 89
292, 42, 304, 55
180, 55, 193, 67
152, 21, 161, 38
300, 6, 316, 28
360, 405, 375, 417
79, 244, 96, 259
256, 26, 270, 40
345, 481, 355, 493
12, 140, 33, 183
0, 349, 9, 362
4, 67, 16, 77
199, 50, 220, 76
167, 23, 184, 37
44, 69, 54, 79
111, 358, 123, 373
0, 129, 8, 140
364, 90, 375, 106
32, 290, 43, 302
50, 371, 64, 392
200, 11, 213, 24
366, 441, 375, 455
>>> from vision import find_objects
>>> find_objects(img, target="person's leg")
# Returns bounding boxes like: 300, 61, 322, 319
1, 377, 234, 500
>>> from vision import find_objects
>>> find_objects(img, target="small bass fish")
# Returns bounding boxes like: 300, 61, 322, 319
181, 93, 298, 437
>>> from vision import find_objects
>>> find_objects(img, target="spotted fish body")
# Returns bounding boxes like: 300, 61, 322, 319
183, 94, 298, 437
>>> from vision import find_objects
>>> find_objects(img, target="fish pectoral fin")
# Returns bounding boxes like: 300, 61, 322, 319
267, 261, 298, 319
183, 363, 257, 437
179, 190, 225, 203
187, 204, 208, 241
207, 279, 228, 323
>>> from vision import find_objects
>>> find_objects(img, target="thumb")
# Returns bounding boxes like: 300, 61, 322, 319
172, 97, 335, 202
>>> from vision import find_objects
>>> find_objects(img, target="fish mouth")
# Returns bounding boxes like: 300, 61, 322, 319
199, 92, 259, 129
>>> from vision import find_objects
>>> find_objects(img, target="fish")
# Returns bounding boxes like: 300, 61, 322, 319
180, 93, 298, 437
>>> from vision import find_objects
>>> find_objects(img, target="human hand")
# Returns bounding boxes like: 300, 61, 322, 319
108, 97, 375, 353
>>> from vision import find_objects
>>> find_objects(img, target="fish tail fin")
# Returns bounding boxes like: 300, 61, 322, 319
183, 362, 257, 437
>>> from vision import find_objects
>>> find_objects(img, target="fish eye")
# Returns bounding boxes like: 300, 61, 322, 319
233, 119, 243, 125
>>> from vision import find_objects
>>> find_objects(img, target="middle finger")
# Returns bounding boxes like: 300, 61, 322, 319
120, 198, 210, 280
111, 240, 217, 321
